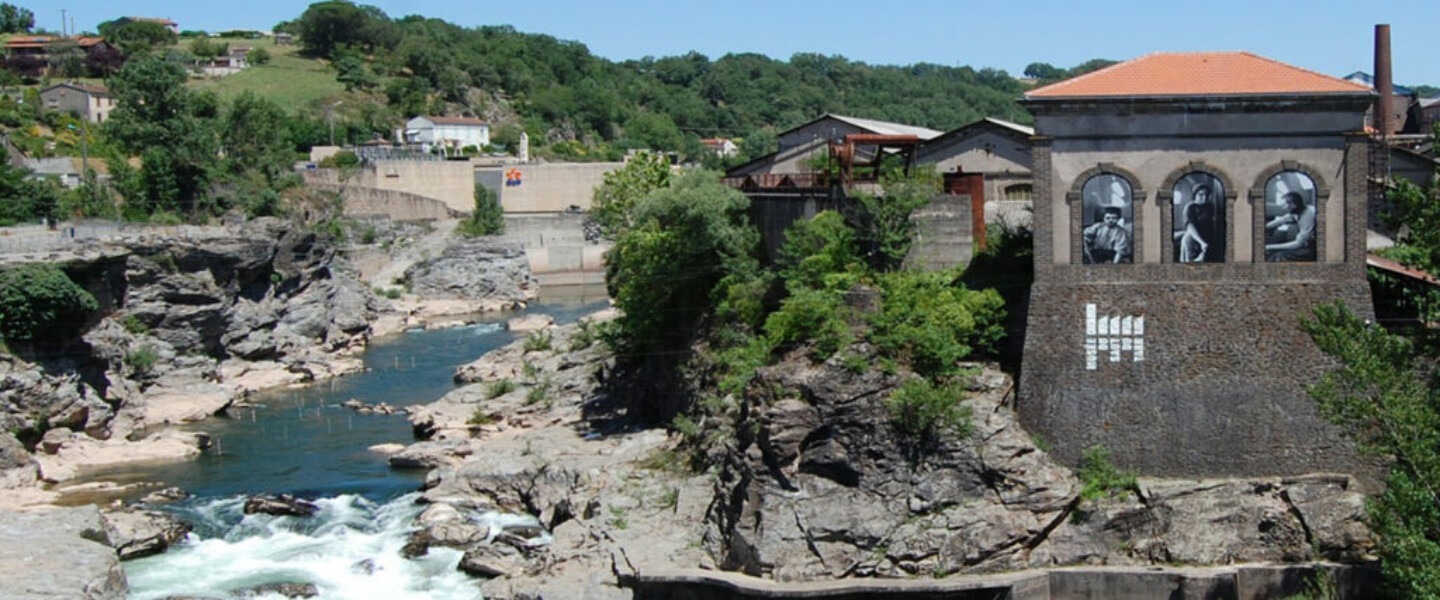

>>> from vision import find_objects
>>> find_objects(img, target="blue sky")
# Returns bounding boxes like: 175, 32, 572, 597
33, 0, 1440, 88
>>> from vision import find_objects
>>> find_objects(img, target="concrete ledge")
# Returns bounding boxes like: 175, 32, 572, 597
628, 568, 1044, 599
625, 563, 1380, 600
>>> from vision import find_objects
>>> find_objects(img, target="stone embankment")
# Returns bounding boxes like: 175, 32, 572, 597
391, 315, 1378, 599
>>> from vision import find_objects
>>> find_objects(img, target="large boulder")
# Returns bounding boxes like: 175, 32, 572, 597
0, 505, 128, 599
101, 506, 193, 560
403, 241, 538, 303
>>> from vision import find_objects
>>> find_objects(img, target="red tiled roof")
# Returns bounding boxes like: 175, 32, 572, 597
1026, 52, 1372, 99
4, 36, 55, 48
5, 35, 107, 49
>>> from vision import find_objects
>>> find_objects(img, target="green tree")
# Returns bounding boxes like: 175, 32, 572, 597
1304, 302, 1440, 598
220, 91, 295, 186
248, 47, 271, 65
189, 37, 228, 59
457, 185, 505, 237
0, 264, 97, 346
605, 169, 759, 355
852, 172, 940, 272
1023, 62, 1065, 81
105, 56, 220, 218
296, 1, 398, 59
0, 3, 34, 33
0, 147, 60, 224
97, 19, 178, 55
590, 151, 672, 238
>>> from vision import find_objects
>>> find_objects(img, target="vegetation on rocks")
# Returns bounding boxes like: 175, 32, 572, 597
0, 264, 98, 348
456, 185, 505, 237
598, 162, 1008, 462
1303, 160, 1440, 598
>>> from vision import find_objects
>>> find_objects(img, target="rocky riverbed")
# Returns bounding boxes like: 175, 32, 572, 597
0, 217, 542, 598
0, 217, 1382, 599
387, 314, 1377, 599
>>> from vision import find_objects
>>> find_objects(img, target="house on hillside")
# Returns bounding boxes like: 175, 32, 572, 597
403, 116, 490, 155
1016, 51, 1377, 480
700, 138, 738, 158
3, 36, 114, 78
39, 82, 115, 123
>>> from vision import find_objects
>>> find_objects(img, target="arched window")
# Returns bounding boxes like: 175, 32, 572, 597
1262, 171, 1318, 262
1004, 183, 1033, 201
1080, 174, 1133, 264
1170, 172, 1226, 263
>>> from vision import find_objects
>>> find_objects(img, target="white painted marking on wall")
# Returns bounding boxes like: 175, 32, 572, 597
1084, 303, 1145, 370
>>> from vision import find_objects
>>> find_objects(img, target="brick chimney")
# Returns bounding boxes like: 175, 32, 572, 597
1374, 24, 1394, 136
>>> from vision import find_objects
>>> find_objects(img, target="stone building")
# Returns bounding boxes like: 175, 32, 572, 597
39, 82, 114, 123
1017, 52, 1377, 478
726, 113, 943, 180
918, 117, 1035, 230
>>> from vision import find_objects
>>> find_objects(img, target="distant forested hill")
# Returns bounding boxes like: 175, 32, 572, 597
275, 2, 1052, 163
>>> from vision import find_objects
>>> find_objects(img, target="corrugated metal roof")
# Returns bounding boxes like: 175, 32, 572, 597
981, 117, 1034, 136
1027, 52, 1372, 99
828, 114, 944, 139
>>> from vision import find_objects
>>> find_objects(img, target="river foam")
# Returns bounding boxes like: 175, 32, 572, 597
127, 493, 484, 599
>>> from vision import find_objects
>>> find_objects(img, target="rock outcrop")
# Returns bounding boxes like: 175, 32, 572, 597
0, 218, 385, 487
403, 240, 538, 306
0, 506, 128, 599
706, 353, 1374, 581
392, 310, 1380, 598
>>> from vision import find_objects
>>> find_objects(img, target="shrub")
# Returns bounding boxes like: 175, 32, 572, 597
569, 320, 596, 351
467, 408, 496, 426
456, 185, 505, 237
121, 314, 150, 334
485, 378, 516, 399
1077, 445, 1138, 502
763, 287, 852, 360
525, 377, 553, 406
523, 330, 553, 352
0, 264, 98, 344
125, 344, 160, 374
886, 378, 972, 442
870, 269, 1006, 378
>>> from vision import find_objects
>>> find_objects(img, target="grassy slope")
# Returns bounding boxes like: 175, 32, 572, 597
184, 38, 343, 113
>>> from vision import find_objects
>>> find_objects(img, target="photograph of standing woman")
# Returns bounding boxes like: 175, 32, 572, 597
1172, 173, 1225, 263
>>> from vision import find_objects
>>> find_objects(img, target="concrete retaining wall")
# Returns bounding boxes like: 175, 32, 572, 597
478, 162, 623, 213
308, 183, 457, 221
499, 213, 608, 277
626, 563, 1379, 599
305, 160, 475, 214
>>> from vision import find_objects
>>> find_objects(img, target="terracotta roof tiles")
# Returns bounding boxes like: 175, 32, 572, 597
1026, 52, 1372, 99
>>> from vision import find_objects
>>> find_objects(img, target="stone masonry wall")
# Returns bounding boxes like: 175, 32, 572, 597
1019, 280, 1372, 477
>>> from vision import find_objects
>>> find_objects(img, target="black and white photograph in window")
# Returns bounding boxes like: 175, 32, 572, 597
1264, 171, 1317, 262
1171, 173, 1225, 263
1080, 174, 1133, 264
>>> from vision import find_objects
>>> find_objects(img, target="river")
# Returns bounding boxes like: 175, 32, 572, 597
99, 290, 608, 599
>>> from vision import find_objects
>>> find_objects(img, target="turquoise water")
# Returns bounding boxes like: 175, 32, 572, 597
117, 292, 607, 598
93, 295, 607, 503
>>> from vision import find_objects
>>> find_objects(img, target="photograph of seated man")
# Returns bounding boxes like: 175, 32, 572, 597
1081, 174, 1133, 264
1264, 185, 1317, 262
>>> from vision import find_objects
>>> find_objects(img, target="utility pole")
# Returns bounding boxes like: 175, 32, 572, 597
60, 9, 67, 36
